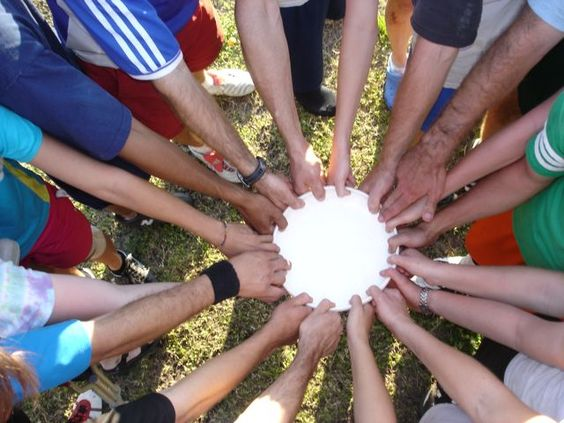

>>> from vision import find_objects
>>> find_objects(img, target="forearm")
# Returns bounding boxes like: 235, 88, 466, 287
162, 326, 279, 422
421, 5, 563, 161
429, 159, 550, 237
381, 38, 457, 166
235, 0, 307, 159
444, 95, 556, 196
332, 0, 379, 155
390, 318, 537, 423
429, 291, 564, 369
49, 274, 179, 323
121, 119, 250, 207
88, 276, 214, 363
33, 135, 227, 246
153, 61, 258, 175
348, 339, 396, 423
418, 263, 564, 317
235, 349, 317, 423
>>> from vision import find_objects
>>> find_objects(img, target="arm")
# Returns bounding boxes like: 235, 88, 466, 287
161, 294, 313, 422
327, 0, 379, 196
385, 268, 564, 370
153, 62, 302, 210
361, 36, 457, 211
369, 287, 555, 423
235, 0, 326, 200
121, 119, 288, 234
380, 5, 564, 221
347, 296, 396, 423
236, 300, 343, 423
389, 250, 564, 318
388, 158, 552, 251
32, 135, 276, 257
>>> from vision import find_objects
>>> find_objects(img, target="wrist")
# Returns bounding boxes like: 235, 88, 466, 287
296, 342, 323, 368
201, 260, 240, 304
347, 333, 370, 351
238, 156, 267, 188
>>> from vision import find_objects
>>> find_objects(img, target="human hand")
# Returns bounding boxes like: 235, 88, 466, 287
384, 196, 427, 232
379, 267, 422, 312
387, 249, 444, 287
380, 143, 446, 223
298, 299, 343, 362
237, 192, 288, 234
327, 150, 356, 197
254, 171, 305, 210
230, 251, 290, 303
367, 286, 412, 332
264, 293, 314, 347
220, 223, 280, 257
359, 163, 396, 214
387, 222, 438, 253
290, 144, 326, 201
346, 295, 375, 346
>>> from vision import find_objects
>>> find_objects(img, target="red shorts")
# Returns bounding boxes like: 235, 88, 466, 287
21, 184, 93, 269
465, 210, 524, 266
79, 0, 224, 139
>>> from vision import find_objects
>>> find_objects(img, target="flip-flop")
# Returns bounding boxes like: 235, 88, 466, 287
100, 340, 161, 375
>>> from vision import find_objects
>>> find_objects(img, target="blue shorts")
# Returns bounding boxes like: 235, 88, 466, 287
2, 320, 92, 400
421, 87, 456, 132
0, 0, 148, 209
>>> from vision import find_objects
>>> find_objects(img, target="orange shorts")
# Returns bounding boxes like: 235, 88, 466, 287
465, 210, 524, 266
79, 0, 224, 139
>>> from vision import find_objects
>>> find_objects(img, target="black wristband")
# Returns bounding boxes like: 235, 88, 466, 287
201, 260, 240, 304
238, 156, 267, 188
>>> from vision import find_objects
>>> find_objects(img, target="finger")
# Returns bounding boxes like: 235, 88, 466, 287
349, 294, 362, 308
291, 292, 314, 305
382, 267, 411, 285
381, 190, 418, 222
273, 211, 288, 231
271, 256, 291, 272
287, 190, 305, 209
259, 242, 280, 253
311, 179, 326, 201
312, 298, 335, 314
368, 184, 389, 214
271, 270, 287, 286
386, 201, 424, 231
387, 232, 416, 254
333, 182, 348, 198
366, 285, 382, 300
346, 173, 356, 187
266, 286, 286, 303
422, 195, 438, 223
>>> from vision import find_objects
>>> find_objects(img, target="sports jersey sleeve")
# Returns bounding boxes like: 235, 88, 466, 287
0, 106, 42, 162
526, 93, 564, 178
3, 320, 92, 399
411, 0, 482, 48
57, 0, 183, 80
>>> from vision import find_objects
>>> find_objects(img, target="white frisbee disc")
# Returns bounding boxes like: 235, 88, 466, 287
273, 186, 395, 311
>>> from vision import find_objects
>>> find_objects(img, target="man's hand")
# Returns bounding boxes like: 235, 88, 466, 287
298, 299, 343, 362
237, 192, 288, 234
380, 143, 447, 222
387, 222, 438, 253
230, 252, 290, 303
264, 293, 314, 347
254, 171, 305, 210
346, 295, 375, 345
359, 162, 396, 214
368, 286, 412, 332
220, 223, 280, 257
327, 151, 356, 197
290, 144, 326, 201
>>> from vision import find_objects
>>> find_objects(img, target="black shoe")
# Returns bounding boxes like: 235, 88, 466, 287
296, 86, 336, 117
111, 250, 157, 284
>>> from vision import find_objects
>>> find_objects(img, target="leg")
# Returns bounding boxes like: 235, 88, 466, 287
281, 0, 337, 116
385, 0, 413, 69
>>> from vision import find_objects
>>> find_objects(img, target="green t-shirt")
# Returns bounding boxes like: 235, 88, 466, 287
513, 92, 564, 271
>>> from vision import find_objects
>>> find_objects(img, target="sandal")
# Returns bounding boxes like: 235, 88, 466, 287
99, 340, 161, 375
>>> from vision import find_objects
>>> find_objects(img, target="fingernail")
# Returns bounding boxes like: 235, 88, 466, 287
378, 214, 384, 221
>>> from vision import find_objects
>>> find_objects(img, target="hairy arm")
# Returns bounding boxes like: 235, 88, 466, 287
85, 276, 214, 364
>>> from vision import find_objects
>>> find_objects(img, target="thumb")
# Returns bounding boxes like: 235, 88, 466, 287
312, 298, 335, 314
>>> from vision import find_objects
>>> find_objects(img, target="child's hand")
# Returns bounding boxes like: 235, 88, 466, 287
380, 268, 421, 312
368, 286, 412, 331
346, 295, 375, 345
388, 249, 445, 287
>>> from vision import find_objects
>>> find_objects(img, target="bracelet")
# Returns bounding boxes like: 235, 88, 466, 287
419, 288, 433, 316
220, 221, 228, 248
201, 260, 240, 304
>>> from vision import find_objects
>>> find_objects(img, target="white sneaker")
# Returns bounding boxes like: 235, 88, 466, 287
188, 145, 241, 184
202, 69, 255, 97
412, 255, 475, 290
69, 390, 102, 422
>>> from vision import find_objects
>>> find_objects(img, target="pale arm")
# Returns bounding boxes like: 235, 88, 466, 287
327, 0, 379, 196
32, 135, 276, 257
235, 0, 325, 200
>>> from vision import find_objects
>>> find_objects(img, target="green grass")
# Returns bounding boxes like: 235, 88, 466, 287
26, 1, 477, 421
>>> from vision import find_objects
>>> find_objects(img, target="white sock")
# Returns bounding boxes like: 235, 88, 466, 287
389, 54, 406, 74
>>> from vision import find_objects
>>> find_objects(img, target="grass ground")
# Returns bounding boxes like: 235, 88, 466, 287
26, 1, 478, 421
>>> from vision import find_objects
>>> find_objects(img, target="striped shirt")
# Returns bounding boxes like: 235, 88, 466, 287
47, 0, 199, 80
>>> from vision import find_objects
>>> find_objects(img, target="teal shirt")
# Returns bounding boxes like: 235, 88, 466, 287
0, 106, 49, 256
513, 93, 564, 270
